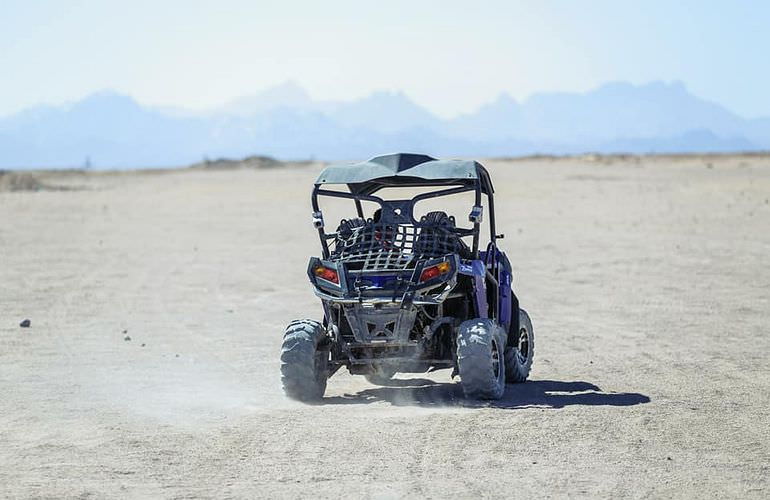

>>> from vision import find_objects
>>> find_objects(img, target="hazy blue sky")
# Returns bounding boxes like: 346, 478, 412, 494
1, 0, 768, 118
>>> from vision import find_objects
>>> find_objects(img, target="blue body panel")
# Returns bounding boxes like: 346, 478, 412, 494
499, 265, 512, 330
463, 248, 514, 332
459, 259, 489, 319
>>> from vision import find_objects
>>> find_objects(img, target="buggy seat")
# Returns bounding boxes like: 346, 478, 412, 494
331, 212, 470, 270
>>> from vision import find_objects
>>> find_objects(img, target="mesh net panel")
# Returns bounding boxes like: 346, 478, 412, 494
330, 222, 468, 270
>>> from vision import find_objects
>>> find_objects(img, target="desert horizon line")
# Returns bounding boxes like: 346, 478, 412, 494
4, 150, 770, 175
6, 78, 761, 121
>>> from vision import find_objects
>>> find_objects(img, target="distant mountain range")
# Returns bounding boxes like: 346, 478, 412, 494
1, 81, 768, 168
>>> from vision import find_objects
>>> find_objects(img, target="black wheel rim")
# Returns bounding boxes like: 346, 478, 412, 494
517, 327, 530, 364
491, 339, 502, 379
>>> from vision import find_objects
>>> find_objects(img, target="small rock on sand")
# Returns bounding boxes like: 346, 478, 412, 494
123, 335, 131, 341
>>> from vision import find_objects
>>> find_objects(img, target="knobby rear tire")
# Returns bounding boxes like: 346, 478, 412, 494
280, 319, 329, 402
504, 309, 534, 383
456, 318, 506, 400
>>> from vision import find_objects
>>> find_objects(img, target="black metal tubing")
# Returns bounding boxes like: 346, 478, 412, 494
311, 185, 330, 257
350, 176, 478, 196
411, 185, 476, 203
315, 188, 384, 204
316, 185, 474, 205
485, 176, 497, 244
312, 184, 481, 256
472, 181, 482, 257
311, 167, 496, 261
311, 185, 321, 211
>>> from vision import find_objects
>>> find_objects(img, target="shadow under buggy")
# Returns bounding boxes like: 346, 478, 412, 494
281, 153, 534, 401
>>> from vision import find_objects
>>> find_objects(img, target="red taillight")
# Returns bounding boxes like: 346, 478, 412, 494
420, 266, 441, 281
314, 266, 339, 284
420, 261, 451, 282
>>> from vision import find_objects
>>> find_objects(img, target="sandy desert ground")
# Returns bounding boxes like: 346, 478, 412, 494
1, 154, 769, 498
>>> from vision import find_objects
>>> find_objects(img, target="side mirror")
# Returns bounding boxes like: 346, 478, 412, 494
312, 211, 324, 229
469, 205, 483, 224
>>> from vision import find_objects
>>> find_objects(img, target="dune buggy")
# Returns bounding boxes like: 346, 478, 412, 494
281, 153, 534, 401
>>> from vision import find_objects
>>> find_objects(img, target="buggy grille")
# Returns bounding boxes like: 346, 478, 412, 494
330, 223, 466, 271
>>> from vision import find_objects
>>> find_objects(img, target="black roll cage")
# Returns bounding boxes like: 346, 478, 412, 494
311, 176, 498, 260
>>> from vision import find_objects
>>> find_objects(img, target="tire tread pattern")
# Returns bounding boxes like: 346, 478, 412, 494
456, 319, 506, 400
280, 319, 328, 401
